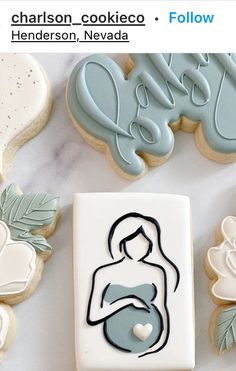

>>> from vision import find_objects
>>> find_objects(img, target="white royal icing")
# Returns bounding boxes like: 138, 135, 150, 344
133, 323, 153, 342
208, 216, 236, 301
0, 54, 49, 177
0, 221, 36, 296
73, 193, 195, 371
0, 306, 10, 350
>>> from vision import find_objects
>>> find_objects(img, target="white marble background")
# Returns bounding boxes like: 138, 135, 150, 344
1, 53, 236, 371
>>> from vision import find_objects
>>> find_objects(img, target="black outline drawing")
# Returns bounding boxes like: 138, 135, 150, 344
86, 212, 180, 357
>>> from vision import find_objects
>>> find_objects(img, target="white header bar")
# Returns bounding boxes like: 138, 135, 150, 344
0, 1, 235, 52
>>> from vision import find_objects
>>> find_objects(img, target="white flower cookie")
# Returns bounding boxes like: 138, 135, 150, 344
0, 184, 59, 360
0, 54, 52, 180
0, 184, 59, 304
206, 216, 236, 354
0, 221, 36, 297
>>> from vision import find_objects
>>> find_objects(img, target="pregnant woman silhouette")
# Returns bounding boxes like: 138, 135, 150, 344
87, 212, 180, 357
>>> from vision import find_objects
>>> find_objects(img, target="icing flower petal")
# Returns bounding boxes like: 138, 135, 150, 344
0, 221, 36, 296
208, 216, 236, 301
226, 250, 236, 275
212, 277, 236, 302
0, 305, 10, 350
0, 222, 9, 251
208, 246, 228, 276
221, 216, 236, 246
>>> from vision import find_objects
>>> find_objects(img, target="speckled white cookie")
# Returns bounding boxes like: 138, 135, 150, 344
0, 54, 52, 180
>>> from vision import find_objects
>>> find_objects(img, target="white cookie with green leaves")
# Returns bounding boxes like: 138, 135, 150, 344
0, 184, 59, 304
0, 184, 59, 361
206, 216, 236, 354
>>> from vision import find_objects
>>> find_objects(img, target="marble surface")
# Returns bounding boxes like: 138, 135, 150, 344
1, 53, 236, 371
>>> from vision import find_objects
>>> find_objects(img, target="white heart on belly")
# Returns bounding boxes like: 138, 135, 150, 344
133, 323, 153, 341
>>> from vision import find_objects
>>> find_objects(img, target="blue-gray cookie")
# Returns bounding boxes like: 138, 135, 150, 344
66, 53, 236, 178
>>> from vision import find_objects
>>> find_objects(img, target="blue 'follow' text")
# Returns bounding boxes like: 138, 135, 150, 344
169, 11, 214, 24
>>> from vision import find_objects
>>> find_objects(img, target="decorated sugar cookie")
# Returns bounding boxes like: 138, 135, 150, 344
73, 193, 195, 370
206, 216, 236, 354
0, 184, 59, 360
0, 304, 15, 361
0, 221, 37, 300
0, 54, 52, 180
0, 184, 59, 304
67, 53, 236, 179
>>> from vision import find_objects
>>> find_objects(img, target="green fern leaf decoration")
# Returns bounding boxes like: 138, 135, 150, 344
215, 306, 236, 354
0, 184, 58, 253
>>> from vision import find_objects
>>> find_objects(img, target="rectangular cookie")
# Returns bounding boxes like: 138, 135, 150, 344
73, 193, 195, 370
